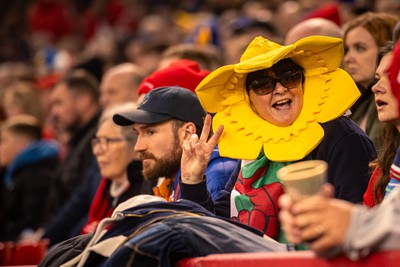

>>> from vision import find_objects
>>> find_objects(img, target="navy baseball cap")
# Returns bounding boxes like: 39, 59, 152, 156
113, 86, 206, 129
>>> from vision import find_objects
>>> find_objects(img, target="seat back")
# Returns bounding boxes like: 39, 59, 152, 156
0, 239, 49, 265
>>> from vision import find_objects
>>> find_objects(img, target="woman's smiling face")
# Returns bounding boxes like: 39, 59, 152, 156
247, 63, 304, 127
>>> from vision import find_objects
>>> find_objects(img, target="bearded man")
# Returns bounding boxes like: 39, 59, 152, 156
113, 86, 237, 201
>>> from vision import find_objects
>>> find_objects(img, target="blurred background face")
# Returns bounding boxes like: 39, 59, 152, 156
0, 130, 24, 166
50, 83, 81, 133
1, 82, 43, 122
372, 52, 400, 126
344, 26, 378, 89
100, 73, 134, 108
92, 119, 135, 181
2, 91, 22, 118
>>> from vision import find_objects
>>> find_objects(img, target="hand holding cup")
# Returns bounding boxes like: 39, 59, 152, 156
277, 160, 328, 201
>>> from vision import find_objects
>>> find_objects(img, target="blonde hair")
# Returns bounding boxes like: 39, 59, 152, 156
2, 81, 44, 124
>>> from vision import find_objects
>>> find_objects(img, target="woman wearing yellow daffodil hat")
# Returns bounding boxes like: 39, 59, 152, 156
180, 36, 376, 241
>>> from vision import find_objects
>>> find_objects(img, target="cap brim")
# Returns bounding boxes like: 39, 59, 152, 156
113, 109, 172, 126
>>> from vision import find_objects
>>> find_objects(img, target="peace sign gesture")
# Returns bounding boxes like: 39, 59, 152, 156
181, 114, 224, 184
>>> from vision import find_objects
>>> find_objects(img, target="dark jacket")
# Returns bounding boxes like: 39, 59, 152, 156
1, 141, 60, 241
43, 157, 101, 246
350, 84, 380, 150
48, 112, 101, 213
0, 167, 7, 239
43, 160, 153, 246
180, 116, 377, 236
39, 200, 286, 267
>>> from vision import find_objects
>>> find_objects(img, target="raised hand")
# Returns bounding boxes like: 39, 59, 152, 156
181, 114, 223, 184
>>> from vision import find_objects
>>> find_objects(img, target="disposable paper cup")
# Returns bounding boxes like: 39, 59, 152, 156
277, 160, 328, 200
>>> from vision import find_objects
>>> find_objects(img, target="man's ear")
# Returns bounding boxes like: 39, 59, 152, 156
181, 122, 197, 140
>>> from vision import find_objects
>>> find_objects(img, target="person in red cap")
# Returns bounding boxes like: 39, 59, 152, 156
136, 59, 210, 103
279, 40, 400, 259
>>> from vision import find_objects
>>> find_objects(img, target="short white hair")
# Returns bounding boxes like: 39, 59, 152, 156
99, 102, 138, 144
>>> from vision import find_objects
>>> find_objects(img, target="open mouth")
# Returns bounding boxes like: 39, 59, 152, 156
376, 99, 388, 108
273, 99, 292, 109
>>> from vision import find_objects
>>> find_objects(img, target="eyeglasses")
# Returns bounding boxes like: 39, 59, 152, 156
91, 137, 126, 151
247, 70, 303, 95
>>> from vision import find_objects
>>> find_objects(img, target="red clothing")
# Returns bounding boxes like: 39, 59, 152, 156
363, 167, 383, 207
304, 3, 342, 26
28, 1, 73, 42
80, 161, 154, 234
81, 179, 113, 234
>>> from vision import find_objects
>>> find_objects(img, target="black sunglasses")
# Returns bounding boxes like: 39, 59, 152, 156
247, 70, 303, 95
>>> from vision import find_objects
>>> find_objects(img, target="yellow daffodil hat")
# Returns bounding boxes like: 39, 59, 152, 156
195, 36, 360, 162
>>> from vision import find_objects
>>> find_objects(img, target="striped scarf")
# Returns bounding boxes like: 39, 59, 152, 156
385, 147, 400, 197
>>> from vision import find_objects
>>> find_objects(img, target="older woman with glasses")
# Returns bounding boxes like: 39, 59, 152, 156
179, 36, 377, 242
80, 103, 154, 234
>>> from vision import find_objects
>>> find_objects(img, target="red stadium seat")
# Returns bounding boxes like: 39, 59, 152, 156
177, 250, 400, 267
0, 239, 48, 266
0, 241, 15, 265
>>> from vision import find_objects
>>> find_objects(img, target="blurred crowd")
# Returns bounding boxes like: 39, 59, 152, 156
1, 0, 400, 260
1, 0, 398, 91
